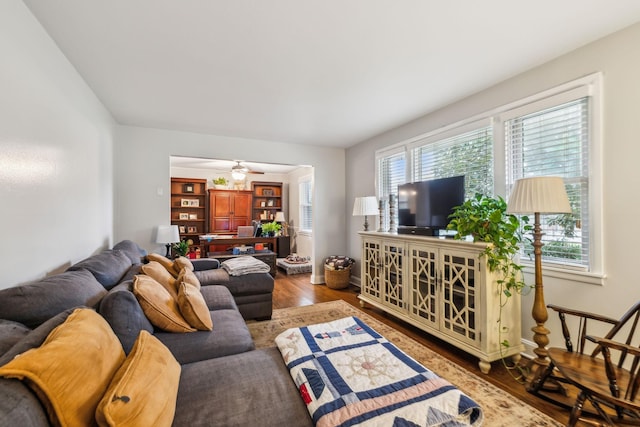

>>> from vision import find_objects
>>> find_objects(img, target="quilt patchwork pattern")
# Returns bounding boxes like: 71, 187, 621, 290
275, 316, 483, 427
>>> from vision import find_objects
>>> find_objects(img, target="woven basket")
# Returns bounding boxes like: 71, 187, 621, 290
324, 266, 351, 289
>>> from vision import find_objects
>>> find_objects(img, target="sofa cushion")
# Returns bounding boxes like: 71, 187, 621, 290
141, 261, 178, 299
0, 269, 106, 328
198, 285, 238, 311
132, 275, 195, 333
155, 308, 254, 364
0, 320, 30, 356
177, 282, 213, 331
98, 281, 154, 355
96, 331, 180, 427
191, 258, 220, 271
0, 309, 125, 427
174, 347, 313, 427
68, 249, 133, 289
113, 240, 147, 264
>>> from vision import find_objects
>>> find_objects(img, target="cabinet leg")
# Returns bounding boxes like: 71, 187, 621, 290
359, 300, 366, 308
510, 354, 522, 365
478, 360, 491, 374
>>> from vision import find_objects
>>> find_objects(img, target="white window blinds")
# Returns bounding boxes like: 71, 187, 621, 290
506, 97, 589, 266
411, 127, 493, 197
378, 151, 406, 198
299, 177, 313, 232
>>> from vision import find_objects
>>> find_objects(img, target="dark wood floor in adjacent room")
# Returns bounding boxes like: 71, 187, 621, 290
272, 271, 580, 426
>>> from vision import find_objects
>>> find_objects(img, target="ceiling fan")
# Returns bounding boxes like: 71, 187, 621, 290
231, 161, 263, 180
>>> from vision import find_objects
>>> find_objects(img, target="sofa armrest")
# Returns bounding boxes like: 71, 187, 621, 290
191, 258, 221, 271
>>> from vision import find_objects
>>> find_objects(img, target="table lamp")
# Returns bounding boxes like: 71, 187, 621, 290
156, 225, 180, 257
353, 196, 378, 231
506, 176, 571, 382
274, 211, 287, 236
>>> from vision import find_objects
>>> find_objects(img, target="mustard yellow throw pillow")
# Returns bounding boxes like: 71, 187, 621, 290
133, 274, 195, 333
146, 254, 194, 278
0, 308, 125, 427
141, 261, 178, 300
96, 331, 181, 427
177, 267, 201, 289
177, 281, 213, 331
173, 256, 194, 275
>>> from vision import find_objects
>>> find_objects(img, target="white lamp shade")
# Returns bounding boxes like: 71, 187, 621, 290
231, 170, 245, 180
353, 196, 379, 216
156, 225, 180, 244
507, 176, 572, 214
274, 211, 286, 222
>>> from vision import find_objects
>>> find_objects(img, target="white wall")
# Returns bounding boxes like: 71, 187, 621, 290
346, 22, 640, 353
0, 0, 115, 288
114, 126, 344, 283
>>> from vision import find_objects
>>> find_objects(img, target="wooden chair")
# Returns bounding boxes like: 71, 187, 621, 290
529, 302, 640, 426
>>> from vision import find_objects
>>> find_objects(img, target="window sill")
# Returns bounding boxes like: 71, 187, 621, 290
520, 262, 606, 286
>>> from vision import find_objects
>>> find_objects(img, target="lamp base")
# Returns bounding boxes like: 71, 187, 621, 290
165, 244, 172, 258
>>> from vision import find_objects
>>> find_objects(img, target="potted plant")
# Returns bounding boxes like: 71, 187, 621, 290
448, 193, 530, 296
261, 221, 281, 237
447, 193, 530, 358
172, 239, 190, 257
213, 177, 228, 189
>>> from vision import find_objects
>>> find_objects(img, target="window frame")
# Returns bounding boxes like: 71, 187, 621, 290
374, 73, 603, 285
298, 174, 313, 236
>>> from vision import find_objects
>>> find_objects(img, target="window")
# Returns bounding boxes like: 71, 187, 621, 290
376, 147, 406, 231
299, 175, 313, 234
505, 98, 589, 267
374, 74, 602, 279
377, 148, 406, 198
411, 125, 493, 197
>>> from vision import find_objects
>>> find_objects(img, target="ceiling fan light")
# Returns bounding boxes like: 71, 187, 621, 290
231, 170, 245, 180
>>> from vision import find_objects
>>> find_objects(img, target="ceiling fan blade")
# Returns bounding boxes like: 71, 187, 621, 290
247, 170, 264, 174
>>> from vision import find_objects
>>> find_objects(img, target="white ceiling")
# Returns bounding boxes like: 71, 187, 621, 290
24, 1, 640, 148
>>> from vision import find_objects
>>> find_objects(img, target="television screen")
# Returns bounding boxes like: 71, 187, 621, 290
398, 176, 465, 235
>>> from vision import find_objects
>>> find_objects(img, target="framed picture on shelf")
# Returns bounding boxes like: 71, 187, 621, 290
267, 199, 274, 207
181, 199, 199, 207
187, 226, 197, 233
179, 225, 186, 233
189, 213, 198, 220
183, 183, 194, 193
179, 213, 189, 220
260, 201, 266, 207
262, 189, 274, 196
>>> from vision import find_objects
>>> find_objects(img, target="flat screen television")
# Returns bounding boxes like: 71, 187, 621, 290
397, 175, 465, 236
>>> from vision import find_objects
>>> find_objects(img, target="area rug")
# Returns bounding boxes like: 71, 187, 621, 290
248, 300, 562, 427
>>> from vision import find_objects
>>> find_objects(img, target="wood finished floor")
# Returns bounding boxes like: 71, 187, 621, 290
272, 270, 593, 426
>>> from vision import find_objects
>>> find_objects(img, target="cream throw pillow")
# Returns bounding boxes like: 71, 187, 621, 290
96, 331, 181, 427
0, 308, 125, 427
133, 275, 195, 333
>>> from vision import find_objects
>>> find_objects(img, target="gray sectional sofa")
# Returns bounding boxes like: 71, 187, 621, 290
0, 240, 313, 427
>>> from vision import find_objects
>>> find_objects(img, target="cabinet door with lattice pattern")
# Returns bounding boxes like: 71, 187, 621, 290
381, 241, 405, 311
408, 244, 438, 329
439, 249, 481, 347
361, 238, 381, 301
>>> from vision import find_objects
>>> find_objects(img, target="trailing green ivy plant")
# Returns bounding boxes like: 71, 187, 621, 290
447, 193, 530, 297
447, 193, 532, 379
